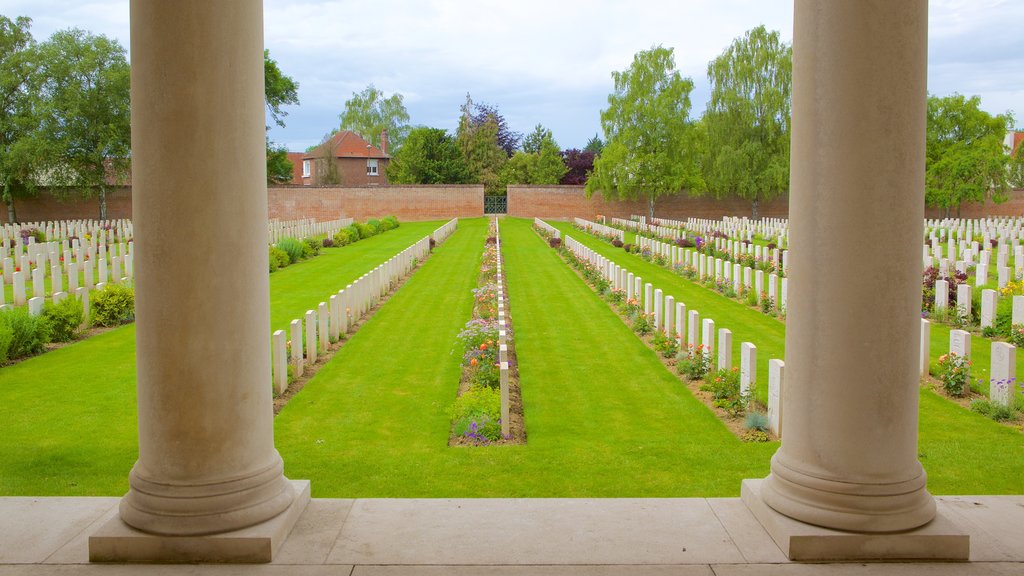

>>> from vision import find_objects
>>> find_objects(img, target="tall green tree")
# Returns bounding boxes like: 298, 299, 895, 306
35, 29, 130, 220
0, 15, 42, 223
586, 46, 704, 218
456, 94, 506, 194
500, 124, 567, 185
387, 126, 471, 184
264, 49, 300, 184
704, 26, 791, 220
339, 84, 410, 152
583, 133, 605, 155
926, 94, 1013, 217
1009, 135, 1024, 189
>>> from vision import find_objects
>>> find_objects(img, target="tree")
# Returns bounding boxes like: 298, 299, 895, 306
35, 29, 130, 220
312, 134, 342, 185
456, 94, 507, 194
560, 149, 595, 185
266, 141, 294, 185
704, 26, 792, 220
0, 15, 42, 223
586, 46, 704, 218
461, 94, 522, 157
1010, 135, 1024, 189
583, 134, 604, 155
522, 124, 551, 154
387, 126, 471, 184
264, 49, 300, 184
498, 124, 567, 186
926, 94, 1013, 217
339, 84, 410, 152
264, 50, 299, 129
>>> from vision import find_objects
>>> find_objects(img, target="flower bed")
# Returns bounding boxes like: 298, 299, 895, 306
449, 219, 525, 446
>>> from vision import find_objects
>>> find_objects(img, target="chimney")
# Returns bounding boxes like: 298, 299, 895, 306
380, 129, 388, 155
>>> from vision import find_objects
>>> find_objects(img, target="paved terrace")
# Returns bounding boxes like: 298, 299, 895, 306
3, 495, 1023, 575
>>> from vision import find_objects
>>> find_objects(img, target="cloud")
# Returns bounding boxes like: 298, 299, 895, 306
4, 0, 1021, 148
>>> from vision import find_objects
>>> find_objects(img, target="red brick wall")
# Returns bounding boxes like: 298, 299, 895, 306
924, 191, 1024, 219
1, 187, 133, 223
507, 185, 790, 221
267, 185, 484, 221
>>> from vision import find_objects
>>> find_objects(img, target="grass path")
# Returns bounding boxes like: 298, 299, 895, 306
276, 217, 777, 497
553, 219, 1024, 495
0, 221, 442, 496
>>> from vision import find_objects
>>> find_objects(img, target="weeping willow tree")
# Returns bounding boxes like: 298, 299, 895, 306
704, 26, 792, 220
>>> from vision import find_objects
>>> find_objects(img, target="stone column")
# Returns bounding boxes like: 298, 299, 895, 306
115, 0, 299, 540
753, 0, 935, 533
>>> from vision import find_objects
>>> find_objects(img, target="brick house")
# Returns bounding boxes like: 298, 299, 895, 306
299, 130, 391, 186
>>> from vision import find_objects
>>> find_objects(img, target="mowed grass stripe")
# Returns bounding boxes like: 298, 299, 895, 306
269, 220, 444, 334
550, 219, 1024, 495
0, 220, 444, 496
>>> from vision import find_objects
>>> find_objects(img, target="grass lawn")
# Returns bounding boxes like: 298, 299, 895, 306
0, 222, 443, 496
554, 219, 1024, 494
277, 216, 777, 497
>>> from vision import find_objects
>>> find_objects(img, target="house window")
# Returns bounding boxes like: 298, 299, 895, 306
367, 159, 378, 176
302, 159, 311, 178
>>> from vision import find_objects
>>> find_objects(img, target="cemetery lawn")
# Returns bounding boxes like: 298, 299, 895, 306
0, 223, 444, 496
555, 219, 1024, 495
269, 219, 444, 333
276, 216, 779, 498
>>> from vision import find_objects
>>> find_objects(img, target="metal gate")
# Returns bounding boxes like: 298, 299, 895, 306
484, 195, 507, 214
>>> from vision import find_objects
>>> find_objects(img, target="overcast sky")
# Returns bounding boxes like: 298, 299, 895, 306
5, 0, 1023, 151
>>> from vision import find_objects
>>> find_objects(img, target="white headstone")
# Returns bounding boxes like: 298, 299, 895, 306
664, 295, 674, 337
644, 283, 653, 315
957, 283, 972, 317
12, 270, 25, 306
768, 359, 785, 437
1013, 295, 1024, 326
920, 319, 930, 377
990, 341, 1016, 408
950, 329, 971, 361
687, 310, 700, 349
980, 289, 998, 329
934, 279, 948, 310
701, 318, 715, 357
740, 342, 756, 397
717, 328, 732, 371
272, 330, 288, 394
27, 296, 43, 316
675, 302, 685, 342
290, 319, 304, 377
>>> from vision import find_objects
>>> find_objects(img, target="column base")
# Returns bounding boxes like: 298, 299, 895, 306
742, 479, 969, 561
88, 479, 310, 563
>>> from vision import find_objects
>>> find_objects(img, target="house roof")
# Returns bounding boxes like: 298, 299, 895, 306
302, 131, 390, 160
1014, 131, 1024, 156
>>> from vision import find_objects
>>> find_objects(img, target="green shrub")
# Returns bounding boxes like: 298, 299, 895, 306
970, 399, 1017, 422
303, 237, 322, 257
745, 412, 770, 432
381, 215, 399, 231
92, 283, 136, 327
677, 344, 711, 381
276, 237, 305, 263
451, 385, 502, 442
269, 246, 289, 272
0, 320, 13, 364
42, 297, 84, 342
301, 241, 315, 259
333, 229, 353, 246
1, 308, 48, 359
366, 219, 382, 235
345, 224, 361, 242
355, 222, 375, 239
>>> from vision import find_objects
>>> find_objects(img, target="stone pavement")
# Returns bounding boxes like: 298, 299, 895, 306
2, 495, 1023, 575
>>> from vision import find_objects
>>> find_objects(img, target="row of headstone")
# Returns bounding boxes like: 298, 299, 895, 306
431, 218, 459, 244
631, 234, 788, 313
271, 219, 457, 394
494, 218, 511, 438
2, 219, 133, 246
268, 217, 353, 245
611, 217, 681, 241
533, 218, 561, 239
4, 249, 134, 308
573, 218, 625, 243
560, 228, 784, 438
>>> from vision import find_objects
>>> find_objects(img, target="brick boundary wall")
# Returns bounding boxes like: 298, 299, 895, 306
3, 184, 1021, 224
266, 185, 484, 222
0, 184, 485, 224
507, 185, 790, 221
